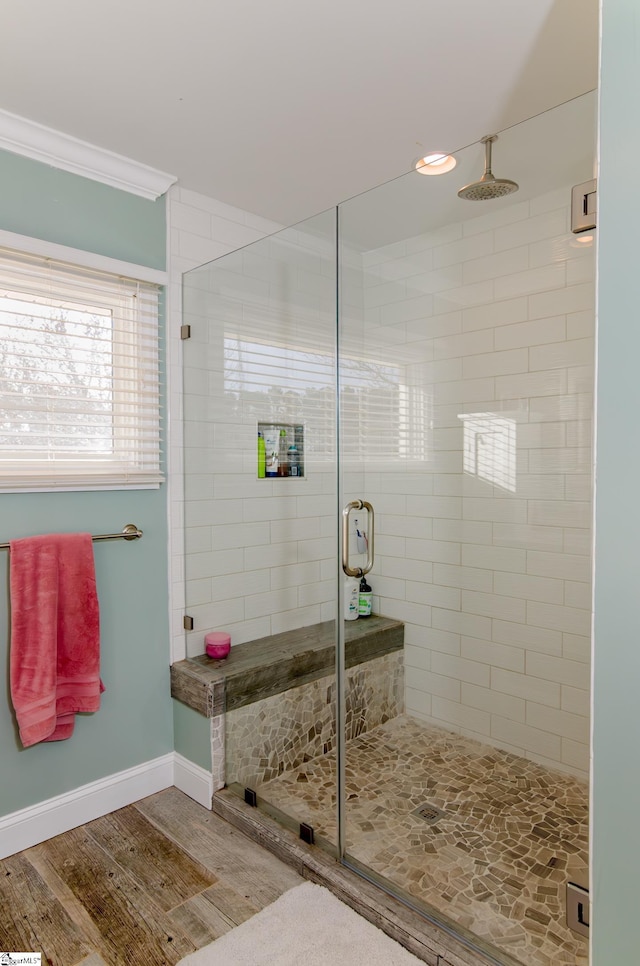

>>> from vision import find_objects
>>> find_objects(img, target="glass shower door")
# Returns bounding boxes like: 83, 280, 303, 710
336, 92, 595, 966
182, 208, 342, 852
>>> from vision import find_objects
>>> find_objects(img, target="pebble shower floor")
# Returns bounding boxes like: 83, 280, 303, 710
255, 715, 588, 966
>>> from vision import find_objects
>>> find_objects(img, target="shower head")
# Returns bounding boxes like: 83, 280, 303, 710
457, 135, 519, 201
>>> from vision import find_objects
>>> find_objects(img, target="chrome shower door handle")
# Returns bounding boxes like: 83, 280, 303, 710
341, 499, 375, 577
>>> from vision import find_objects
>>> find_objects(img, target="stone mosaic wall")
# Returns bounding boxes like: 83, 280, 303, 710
224, 651, 403, 789
210, 713, 225, 792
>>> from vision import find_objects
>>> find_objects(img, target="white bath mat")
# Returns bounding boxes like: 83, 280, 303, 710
177, 880, 425, 965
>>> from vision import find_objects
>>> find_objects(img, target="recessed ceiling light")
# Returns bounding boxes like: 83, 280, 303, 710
415, 153, 457, 176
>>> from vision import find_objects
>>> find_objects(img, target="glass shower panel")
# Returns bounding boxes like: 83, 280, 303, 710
336, 92, 596, 966
182, 209, 340, 849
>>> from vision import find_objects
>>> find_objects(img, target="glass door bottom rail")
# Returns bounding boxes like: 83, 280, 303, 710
252, 716, 588, 966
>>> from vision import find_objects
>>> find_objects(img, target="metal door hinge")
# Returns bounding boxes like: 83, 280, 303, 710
300, 822, 315, 845
180, 324, 191, 340
571, 179, 597, 233
566, 881, 589, 937
183, 615, 194, 631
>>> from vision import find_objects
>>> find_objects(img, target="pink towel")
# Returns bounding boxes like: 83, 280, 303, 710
9, 532, 103, 748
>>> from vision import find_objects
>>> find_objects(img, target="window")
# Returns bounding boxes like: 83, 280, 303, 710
223, 336, 429, 463
0, 246, 163, 490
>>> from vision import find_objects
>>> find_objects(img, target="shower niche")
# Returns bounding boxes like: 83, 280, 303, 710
258, 422, 304, 479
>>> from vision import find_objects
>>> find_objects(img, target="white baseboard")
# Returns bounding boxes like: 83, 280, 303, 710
0, 753, 175, 859
173, 753, 214, 809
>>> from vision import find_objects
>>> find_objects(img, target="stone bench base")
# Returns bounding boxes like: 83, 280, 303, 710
171, 616, 404, 793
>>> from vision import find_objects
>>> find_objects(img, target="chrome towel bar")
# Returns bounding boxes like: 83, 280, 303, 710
0, 523, 143, 551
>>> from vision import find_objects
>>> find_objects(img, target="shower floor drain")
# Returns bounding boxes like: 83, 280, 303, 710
413, 803, 447, 825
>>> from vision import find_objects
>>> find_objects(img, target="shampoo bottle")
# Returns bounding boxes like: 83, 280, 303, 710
358, 576, 372, 617
277, 428, 289, 477
288, 444, 299, 476
344, 577, 359, 621
257, 431, 266, 478
264, 427, 279, 477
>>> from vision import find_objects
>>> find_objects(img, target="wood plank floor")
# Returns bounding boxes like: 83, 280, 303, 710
0, 787, 303, 966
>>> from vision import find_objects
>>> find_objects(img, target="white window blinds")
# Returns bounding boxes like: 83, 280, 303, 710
0, 246, 163, 490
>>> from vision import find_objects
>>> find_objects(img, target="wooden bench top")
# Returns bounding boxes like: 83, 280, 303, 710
171, 615, 404, 717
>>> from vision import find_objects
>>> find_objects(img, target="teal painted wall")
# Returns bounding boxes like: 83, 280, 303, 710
173, 700, 211, 772
0, 150, 165, 268
0, 151, 172, 816
593, 0, 640, 961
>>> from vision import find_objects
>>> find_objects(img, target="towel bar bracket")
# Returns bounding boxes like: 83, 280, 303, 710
92, 524, 142, 542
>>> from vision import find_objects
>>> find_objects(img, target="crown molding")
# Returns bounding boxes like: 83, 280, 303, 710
0, 108, 177, 200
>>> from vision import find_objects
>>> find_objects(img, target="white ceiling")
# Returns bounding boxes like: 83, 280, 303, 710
341, 89, 598, 249
0, 0, 598, 230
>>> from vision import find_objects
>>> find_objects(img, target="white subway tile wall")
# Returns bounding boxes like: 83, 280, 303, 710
171, 181, 594, 781
180, 205, 340, 658
167, 185, 283, 664
354, 185, 593, 779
